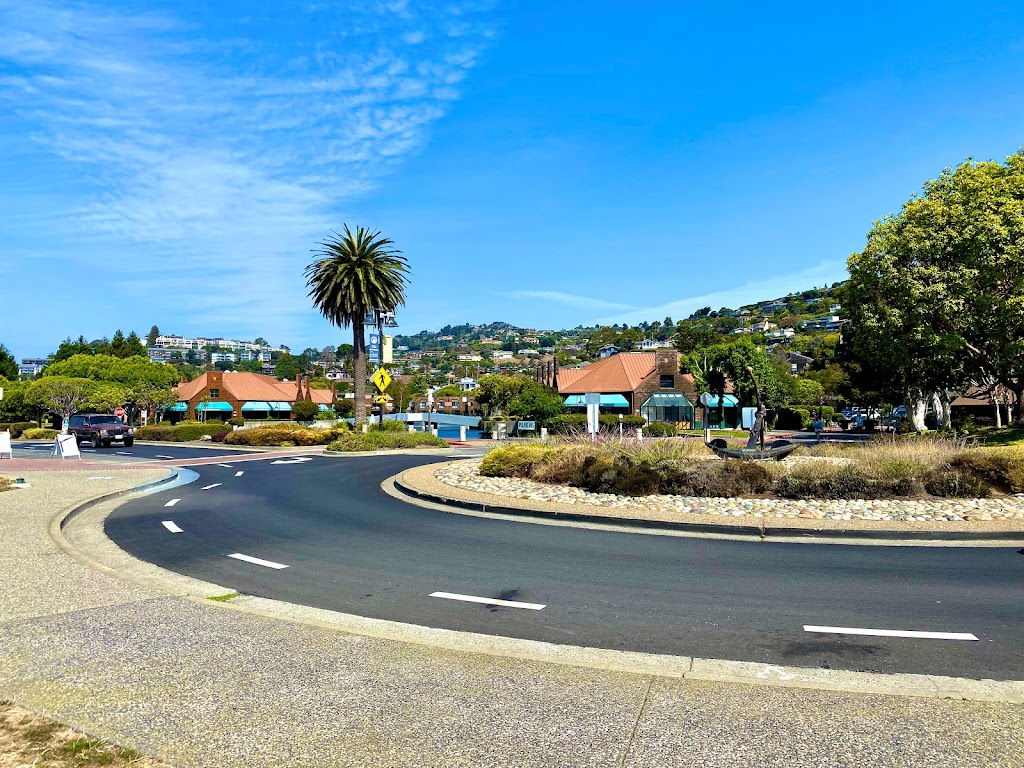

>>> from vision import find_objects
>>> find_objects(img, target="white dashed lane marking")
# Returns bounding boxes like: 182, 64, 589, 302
164, 499, 180, 507
234, 471, 244, 477
217, 463, 234, 468
228, 553, 289, 570
162, 521, 183, 533
201, 484, 222, 490
156, 455, 174, 459
803, 625, 979, 641
429, 591, 546, 611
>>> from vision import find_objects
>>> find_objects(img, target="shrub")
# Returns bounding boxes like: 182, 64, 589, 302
326, 431, 448, 452
333, 399, 355, 418
228, 416, 245, 427
210, 431, 231, 443
775, 465, 878, 499
923, 467, 990, 498
544, 414, 588, 434
291, 400, 319, 422
599, 414, 645, 429
775, 408, 811, 430
135, 423, 230, 442
950, 449, 1024, 494
9, 421, 38, 439
479, 444, 555, 477
644, 421, 677, 437
22, 427, 59, 440
378, 419, 408, 432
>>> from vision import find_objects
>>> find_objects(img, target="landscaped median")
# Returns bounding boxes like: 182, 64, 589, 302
398, 436, 1024, 534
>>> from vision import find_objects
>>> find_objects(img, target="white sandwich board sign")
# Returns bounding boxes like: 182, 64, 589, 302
0, 431, 11, 459
52, 433, 82, 460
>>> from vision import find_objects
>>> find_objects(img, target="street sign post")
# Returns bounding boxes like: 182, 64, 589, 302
368, 333, 381, 364
114, 406, 125, 420
371, 367, 392, 392
374, 394, 389, 404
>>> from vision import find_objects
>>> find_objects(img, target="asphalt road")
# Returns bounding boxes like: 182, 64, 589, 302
105, 453, 1024, 679
13, 440, 257, 461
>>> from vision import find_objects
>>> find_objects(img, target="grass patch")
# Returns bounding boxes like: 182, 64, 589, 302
478, 433, 1024, 500
207, 592, 241, 602
969, 425, 1024, 447
0, 700, 168, 767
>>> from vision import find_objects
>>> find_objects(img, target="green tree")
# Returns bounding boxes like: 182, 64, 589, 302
790, 378, 825, 406
274, 352, 300, 380
0, 378, 31, 422
305, 226, 410, 425
123, 331, 147, 358
147, 325, 160, 346
508, 382, 564, 421
0, 344, 17, 380
682, 338, 786, 409
474, 374, 528, 417
840, 154, 1024, 426
51, 336, 95, 363
291, 399, 319, 422
673, 322, 717, 354
26, 377, 124, 428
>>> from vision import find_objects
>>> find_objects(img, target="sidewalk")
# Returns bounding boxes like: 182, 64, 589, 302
0, 469, 1022, 767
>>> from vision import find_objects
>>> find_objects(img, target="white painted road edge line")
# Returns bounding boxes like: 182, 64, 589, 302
201, 483, 222, 490
234, 471, 244, 477
430, 591, 546, 611
164, 499, 180, 507
162, 521, 183, 533
228, 553, 289, 570
804, 625, 979, 641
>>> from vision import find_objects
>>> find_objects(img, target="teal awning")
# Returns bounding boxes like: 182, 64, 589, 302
703, 394, 739, 407
197, 401, 233, 412
642, 392, 693, 408
563, 394, 630, 408
268, 401, 293, 412
318, 403, 331, 412
241, 401, 271, 412
168, 402, 188, 412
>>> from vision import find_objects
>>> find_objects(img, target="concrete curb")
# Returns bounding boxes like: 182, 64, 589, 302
393, 466, 1024, 545
51, 475, 1024, 704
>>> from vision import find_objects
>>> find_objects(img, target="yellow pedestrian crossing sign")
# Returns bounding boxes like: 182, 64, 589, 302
371, 367, 392, 392
374, 394, 389, 404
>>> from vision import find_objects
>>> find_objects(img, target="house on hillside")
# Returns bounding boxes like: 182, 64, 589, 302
598, 344, 620, 358
169, 371, 335, 421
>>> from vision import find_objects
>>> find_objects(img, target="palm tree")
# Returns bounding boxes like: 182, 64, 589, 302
305, 226, 410, 425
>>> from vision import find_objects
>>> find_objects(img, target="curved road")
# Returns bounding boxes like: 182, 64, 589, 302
105, 452, 1024, 679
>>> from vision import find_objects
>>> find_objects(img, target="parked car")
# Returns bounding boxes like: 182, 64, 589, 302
67, 413, 135, 448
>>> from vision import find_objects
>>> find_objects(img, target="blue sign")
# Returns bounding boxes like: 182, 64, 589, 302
517, 420, 537, 432
368, 333, 381, 363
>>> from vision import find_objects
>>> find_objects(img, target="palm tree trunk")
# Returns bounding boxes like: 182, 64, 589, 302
353, 318, 367, 425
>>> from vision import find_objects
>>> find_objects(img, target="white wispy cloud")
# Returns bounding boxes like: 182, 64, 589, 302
597, 261, 848, 326
505, 290, 636, 313
0, 0, 499, 344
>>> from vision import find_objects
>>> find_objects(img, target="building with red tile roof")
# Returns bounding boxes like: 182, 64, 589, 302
171, 371, 335, 421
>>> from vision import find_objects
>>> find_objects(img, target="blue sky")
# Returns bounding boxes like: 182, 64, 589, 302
3, 1, 1023, 359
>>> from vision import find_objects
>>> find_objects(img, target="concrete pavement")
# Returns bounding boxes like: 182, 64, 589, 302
0, 468, 1022, 767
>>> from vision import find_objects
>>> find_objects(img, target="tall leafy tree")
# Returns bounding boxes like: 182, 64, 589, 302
305, 226, 410, 424
274, 351, 300, 380
146, 325, 161, 346
0, 344, 17, 380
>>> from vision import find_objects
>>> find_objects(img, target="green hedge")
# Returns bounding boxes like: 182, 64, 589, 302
22, 427, 59, 440
2, 421, 39, 439
543, 413, 646, 434
644, 421, 677, 437
326, 431, 448, 452
135, 422, 234, 442
775, 407, 812, 430
225, 424, 350, 447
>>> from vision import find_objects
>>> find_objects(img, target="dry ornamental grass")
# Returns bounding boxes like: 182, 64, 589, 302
0, 701, 169, 768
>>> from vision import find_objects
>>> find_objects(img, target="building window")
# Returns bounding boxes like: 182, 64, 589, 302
209, 388, 219, 398
660, 375, 674, 389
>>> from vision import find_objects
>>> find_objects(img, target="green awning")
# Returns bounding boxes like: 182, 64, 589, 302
168, 402, 188, 412
563, 394, 630, 408
642, 392, 693, 408
197, 401, 233, 412
241, 401, 271, 412
268, 401, 293, 412
702, 394, 739, 407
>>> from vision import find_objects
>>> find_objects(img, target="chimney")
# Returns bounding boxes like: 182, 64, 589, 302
655, 350, 679, 374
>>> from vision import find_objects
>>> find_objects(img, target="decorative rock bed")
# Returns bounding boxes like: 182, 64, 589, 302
435, 460, 1024, 523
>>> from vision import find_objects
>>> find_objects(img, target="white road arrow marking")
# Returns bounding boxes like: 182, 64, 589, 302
429, 591, 546, 610
803, 625, 978, 641
162, 521, 183, 533
271, 457, 313, 465
228, 553, 289, 569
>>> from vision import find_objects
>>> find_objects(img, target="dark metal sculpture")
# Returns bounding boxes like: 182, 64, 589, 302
704, 366, 799, 461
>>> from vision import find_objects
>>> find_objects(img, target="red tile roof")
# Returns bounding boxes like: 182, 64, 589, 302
558, 353, 657, 394
175, 372, 333, 404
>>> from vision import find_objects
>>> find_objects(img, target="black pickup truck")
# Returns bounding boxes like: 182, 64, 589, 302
67, 413, 135, 448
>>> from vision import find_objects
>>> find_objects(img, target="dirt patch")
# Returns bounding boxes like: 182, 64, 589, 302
0, 701, 170, 768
